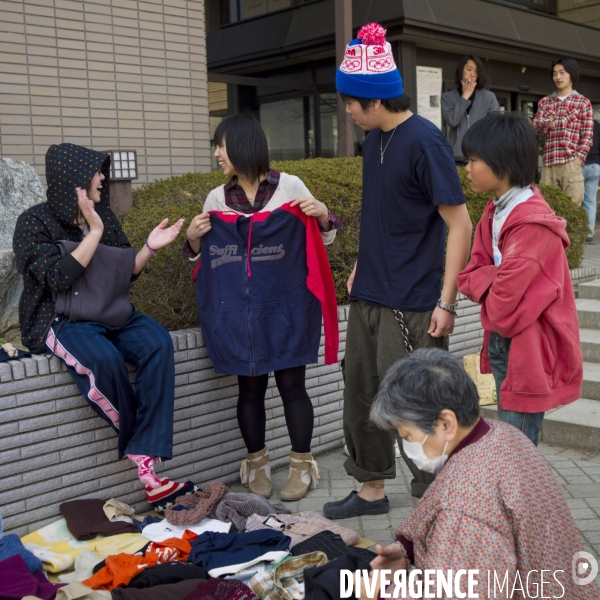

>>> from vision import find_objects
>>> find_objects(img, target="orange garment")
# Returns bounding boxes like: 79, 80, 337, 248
82, 531, 197, 591
145, 530, 196, 563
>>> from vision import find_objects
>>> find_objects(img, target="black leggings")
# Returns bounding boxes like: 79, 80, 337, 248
237, 365, 314, 454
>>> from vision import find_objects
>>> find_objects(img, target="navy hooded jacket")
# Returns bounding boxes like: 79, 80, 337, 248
194, 202, 338, 377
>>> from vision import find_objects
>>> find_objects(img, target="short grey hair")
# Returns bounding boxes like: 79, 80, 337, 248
371, 348, 480, 434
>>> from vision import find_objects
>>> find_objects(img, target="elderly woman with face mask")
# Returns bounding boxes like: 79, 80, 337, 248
359, 348, 598, 600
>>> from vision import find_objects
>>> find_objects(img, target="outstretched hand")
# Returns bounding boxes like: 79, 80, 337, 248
147, 218, 185, 250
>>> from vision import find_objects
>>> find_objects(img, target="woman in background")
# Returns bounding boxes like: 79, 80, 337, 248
441, 54, 499, 165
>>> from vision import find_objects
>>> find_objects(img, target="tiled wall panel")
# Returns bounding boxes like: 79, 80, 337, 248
1, 301, 491, 537
0, 0, 210, 185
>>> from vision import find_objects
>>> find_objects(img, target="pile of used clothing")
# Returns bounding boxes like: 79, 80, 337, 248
1, 479, 376, 600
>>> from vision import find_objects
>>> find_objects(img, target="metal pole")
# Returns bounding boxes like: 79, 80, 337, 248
335, 0, 354, 157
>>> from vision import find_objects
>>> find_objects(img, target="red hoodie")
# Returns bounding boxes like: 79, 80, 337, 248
457, 187, 582, 413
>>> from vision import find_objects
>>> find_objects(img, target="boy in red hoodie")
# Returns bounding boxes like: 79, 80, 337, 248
457, 113, 582, 445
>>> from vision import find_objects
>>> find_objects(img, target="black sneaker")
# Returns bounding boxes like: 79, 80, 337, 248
323, 491, 389, 519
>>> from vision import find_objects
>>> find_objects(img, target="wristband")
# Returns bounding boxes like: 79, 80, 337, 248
145, 240, 157, 256
436, 299, 458, 316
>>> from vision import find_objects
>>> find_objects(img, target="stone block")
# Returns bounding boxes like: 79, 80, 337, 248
0, 362, 12, 382
31, 355, 50, 375
0, 158, 45, 336
0, 394, 17, 410
15, 385, 70, 406
0, 451, 62, 480
1, 500, 27, 519
6, 400, 57, 422
10, 360, 25, 380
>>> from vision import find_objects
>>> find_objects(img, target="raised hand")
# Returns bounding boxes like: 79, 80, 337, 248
75, 187, 104, 234
462, 77, 477, 100
147, 218, 185, 251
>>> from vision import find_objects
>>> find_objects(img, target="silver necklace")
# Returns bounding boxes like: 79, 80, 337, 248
380, 125, 398, 164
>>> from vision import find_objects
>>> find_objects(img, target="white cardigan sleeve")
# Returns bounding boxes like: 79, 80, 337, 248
202, 190, 221, 212
283, 175, 337, 246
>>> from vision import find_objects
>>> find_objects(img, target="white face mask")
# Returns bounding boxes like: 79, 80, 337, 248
402, 435, 449, 474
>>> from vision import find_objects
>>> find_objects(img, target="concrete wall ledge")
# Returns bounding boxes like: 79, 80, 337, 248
2, 277, 593, 536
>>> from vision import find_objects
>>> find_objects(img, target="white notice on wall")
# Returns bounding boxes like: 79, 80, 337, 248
416, 66, 443, 129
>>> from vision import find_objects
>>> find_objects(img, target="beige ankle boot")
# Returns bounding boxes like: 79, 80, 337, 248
240, 446, 272, 498
280, 450, 319, 501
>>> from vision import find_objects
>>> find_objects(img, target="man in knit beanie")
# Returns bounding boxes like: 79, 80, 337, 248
324, 24, 473, 518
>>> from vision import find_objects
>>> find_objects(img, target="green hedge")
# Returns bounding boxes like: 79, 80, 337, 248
124, 158, 589, 331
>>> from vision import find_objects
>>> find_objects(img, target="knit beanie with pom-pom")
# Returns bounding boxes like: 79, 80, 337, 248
336, 23, 403, 99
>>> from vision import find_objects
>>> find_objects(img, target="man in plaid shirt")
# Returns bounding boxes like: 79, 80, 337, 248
533, 57, 594, 206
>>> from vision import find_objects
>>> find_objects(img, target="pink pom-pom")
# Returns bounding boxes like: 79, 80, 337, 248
357, 23, 387, 46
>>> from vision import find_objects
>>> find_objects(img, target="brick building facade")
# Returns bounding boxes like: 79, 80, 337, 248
0, 0, 211, 185
558, 0, 600, 29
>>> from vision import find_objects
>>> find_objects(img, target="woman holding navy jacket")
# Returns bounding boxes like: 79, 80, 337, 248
184, 114, 340, 502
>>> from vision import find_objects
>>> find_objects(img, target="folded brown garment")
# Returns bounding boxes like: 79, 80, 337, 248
60, 499, 139, 541
111, 579, 204, 600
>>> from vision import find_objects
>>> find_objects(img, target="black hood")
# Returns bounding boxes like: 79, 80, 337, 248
44, 143, 127, 247
45, 143, 112, 227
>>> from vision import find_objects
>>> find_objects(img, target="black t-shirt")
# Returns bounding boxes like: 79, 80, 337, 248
587, 120, 600, 166
350, 114, 466, 311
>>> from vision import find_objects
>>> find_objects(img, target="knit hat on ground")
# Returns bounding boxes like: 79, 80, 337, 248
146, 478, 202, 515
336, 23, 403, 99
0, 533, 43, 574
208, 493, 291, 532
164, 482, 229, 526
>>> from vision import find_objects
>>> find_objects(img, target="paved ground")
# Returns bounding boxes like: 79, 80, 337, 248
230, 443, 600, 561
581, 224, 600, 272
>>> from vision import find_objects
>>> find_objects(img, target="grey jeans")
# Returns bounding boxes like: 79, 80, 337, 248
342, 300, 448, 496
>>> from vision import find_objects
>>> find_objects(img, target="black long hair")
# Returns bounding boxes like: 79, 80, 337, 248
552, 57, 580, 86
454, 55, 487, 92
213, 114, 270, 183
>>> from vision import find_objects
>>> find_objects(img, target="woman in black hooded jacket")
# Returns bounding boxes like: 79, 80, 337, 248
13, 143, 184, 489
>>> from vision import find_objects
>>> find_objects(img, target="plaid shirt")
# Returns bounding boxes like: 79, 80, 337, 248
224, 169, 280, 213
533, 91, 594, 167
224, 170, 342, 231
248, 552, 327, 600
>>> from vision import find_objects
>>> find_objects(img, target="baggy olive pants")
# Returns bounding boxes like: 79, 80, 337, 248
540, 158, 584, 206
342, 300, 448, 497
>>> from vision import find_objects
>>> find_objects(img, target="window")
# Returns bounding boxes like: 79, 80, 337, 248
222, 0, 313, 23
483, 0, 557, 15
260, 98, 307, 161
